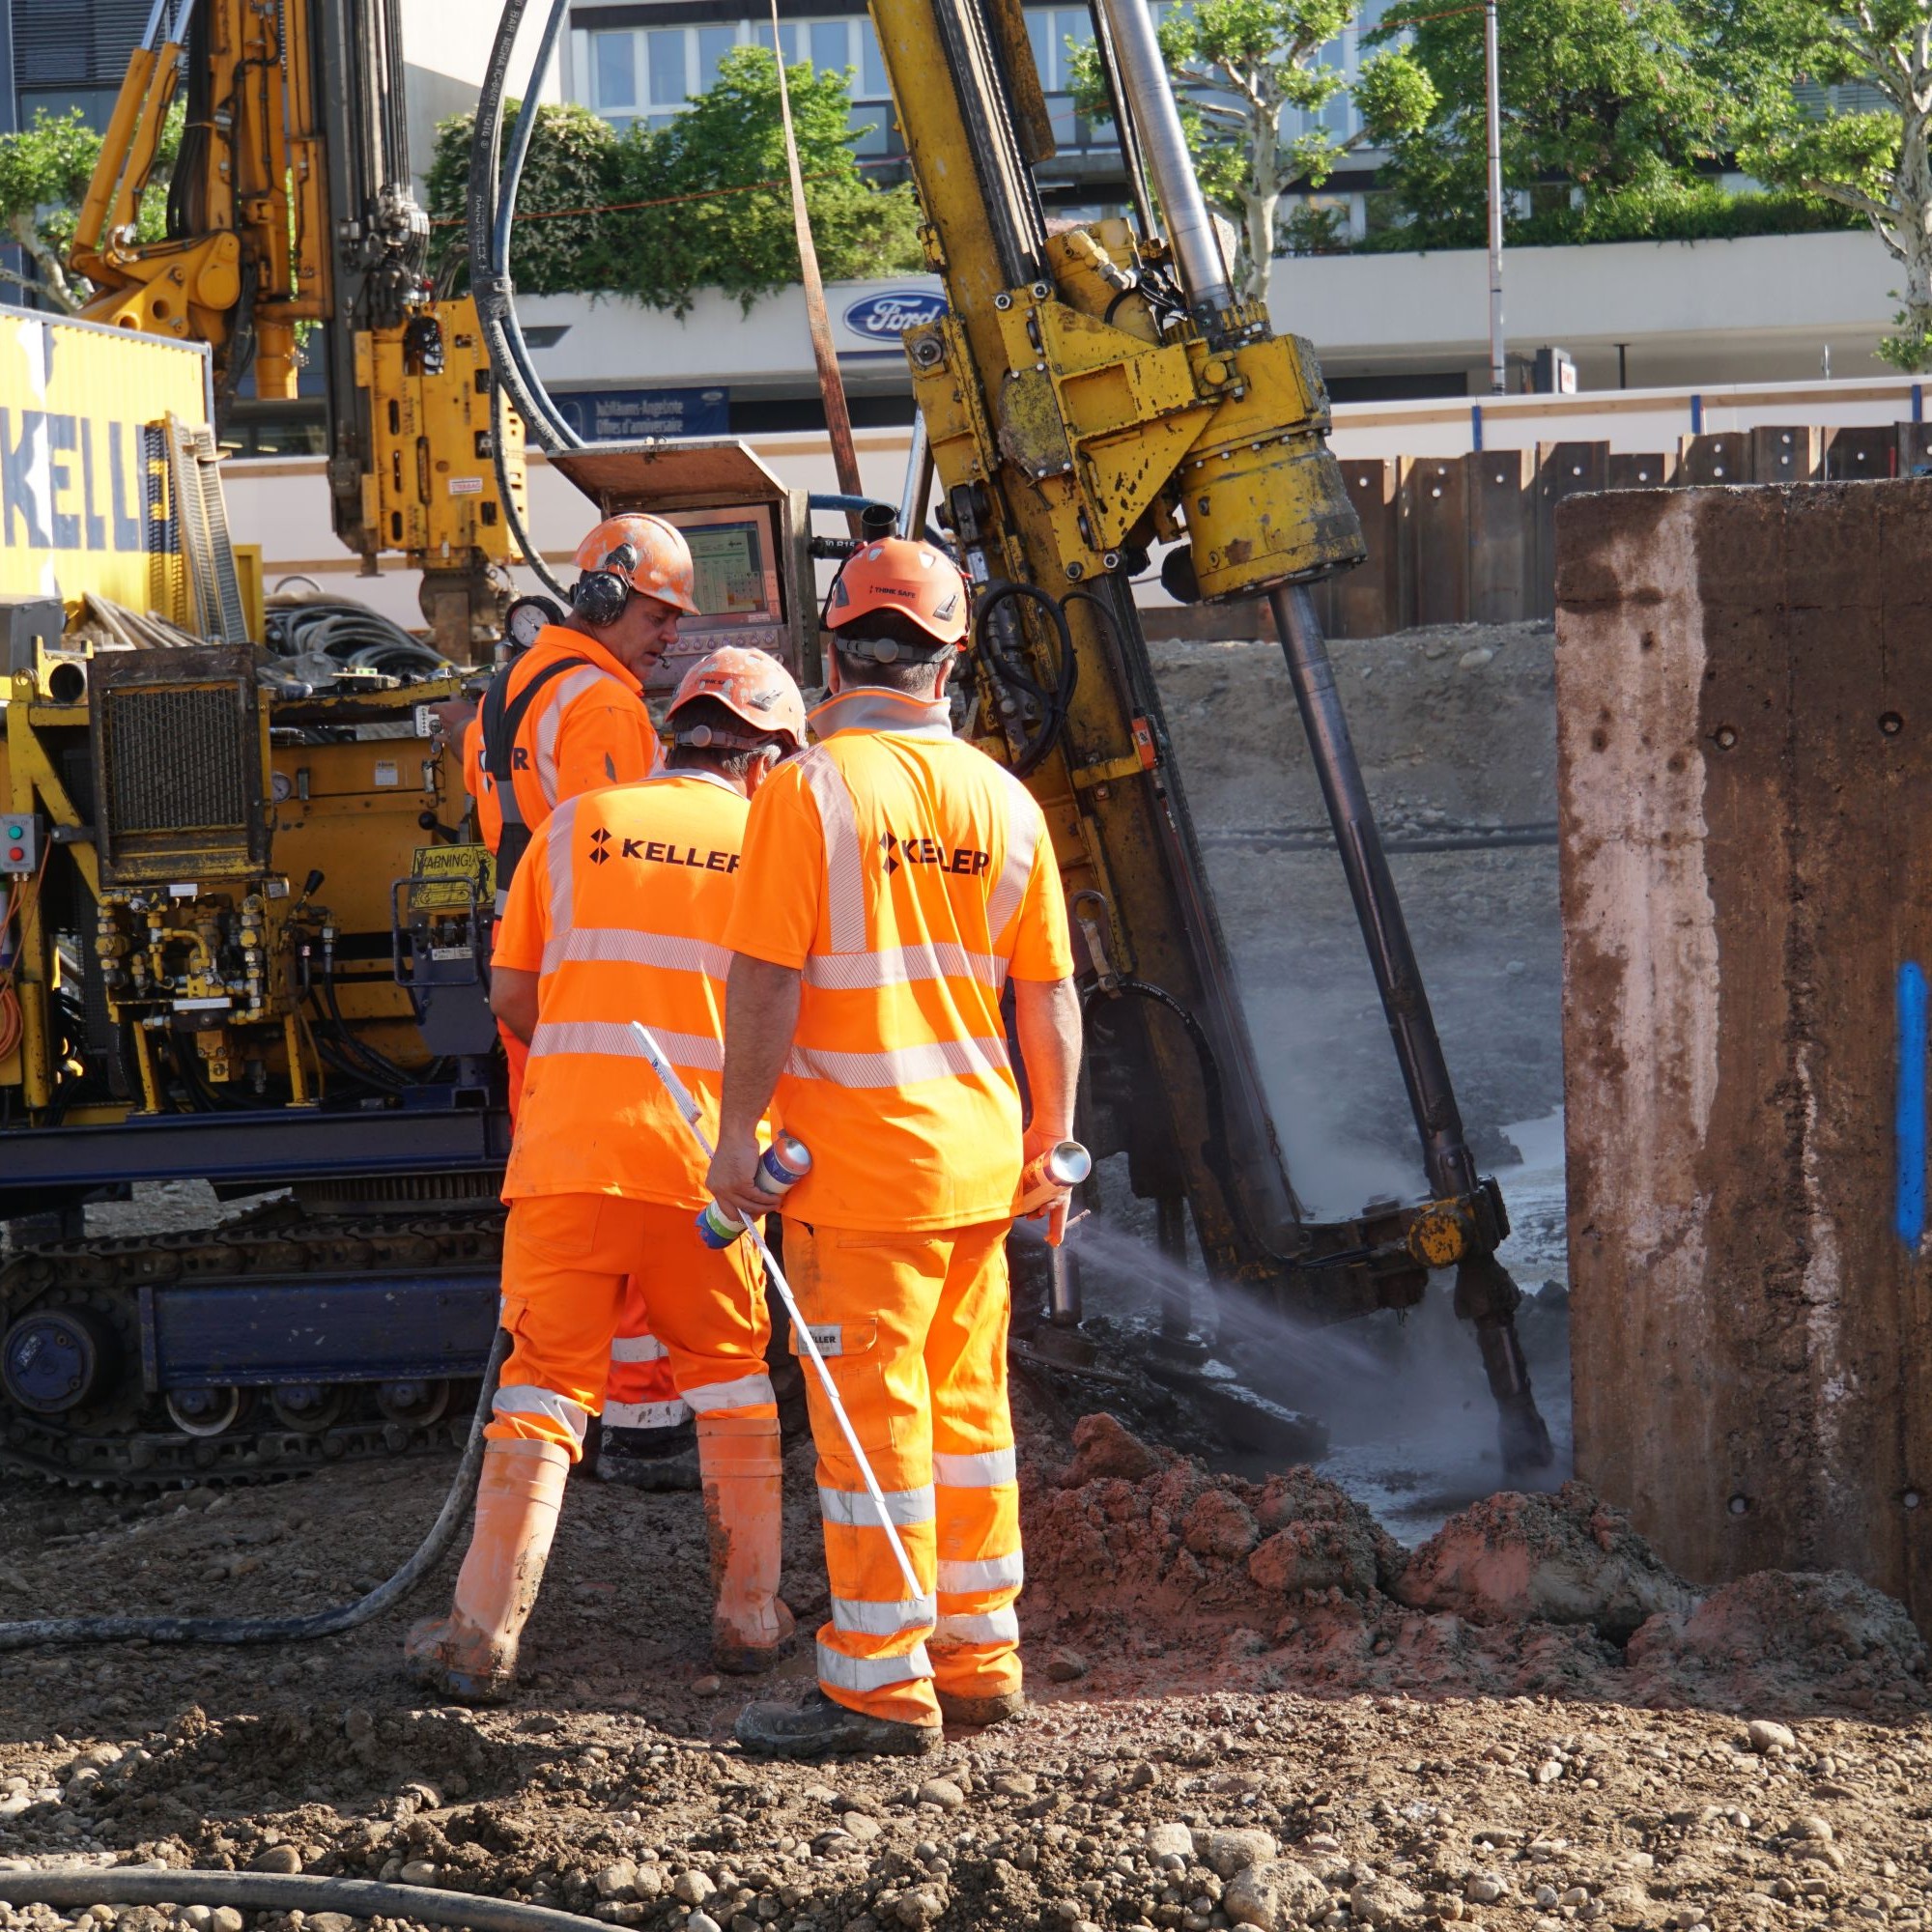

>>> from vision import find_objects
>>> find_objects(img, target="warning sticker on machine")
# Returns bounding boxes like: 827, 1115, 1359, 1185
407, 843, 495, 912
448, 476, 484, 496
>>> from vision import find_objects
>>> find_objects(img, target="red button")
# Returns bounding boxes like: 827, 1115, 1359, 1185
7, 848, 22, 862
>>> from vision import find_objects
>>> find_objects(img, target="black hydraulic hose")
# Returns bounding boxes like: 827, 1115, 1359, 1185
1085, 977, 1303, 1269
0, 1870, 604, 1932
491, 380, 572, 603
0, 1328, 508, 1649
973, 580, 1076, 778
808, 494, 949, 548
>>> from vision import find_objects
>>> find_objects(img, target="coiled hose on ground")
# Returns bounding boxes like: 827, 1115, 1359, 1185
263, 602, 455, 679
0, 1329, 507, 1650
0, 1868, 603, 1932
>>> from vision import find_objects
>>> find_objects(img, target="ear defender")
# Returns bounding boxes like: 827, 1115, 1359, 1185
570, 541, 639, 627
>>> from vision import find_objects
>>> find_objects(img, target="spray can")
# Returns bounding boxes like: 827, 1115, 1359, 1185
1014, 1138, 1093, 1217
696, 1133, 813, 1248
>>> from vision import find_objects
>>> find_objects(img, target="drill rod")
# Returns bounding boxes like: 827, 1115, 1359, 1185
1268, 584, 1553, 1471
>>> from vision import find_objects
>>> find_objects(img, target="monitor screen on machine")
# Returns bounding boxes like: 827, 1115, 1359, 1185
649, 504, 789, 694
686, 522, 769, 618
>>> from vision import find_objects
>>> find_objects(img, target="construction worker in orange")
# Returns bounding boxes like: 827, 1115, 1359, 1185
475, 529, 697, 1489
709, 536, 1083, 1759
403, 645, 809, 1703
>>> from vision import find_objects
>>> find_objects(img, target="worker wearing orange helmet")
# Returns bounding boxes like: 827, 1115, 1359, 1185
406, 647, 810, 1702
710, 536, 1083, 1759
476, 521, 702, 1487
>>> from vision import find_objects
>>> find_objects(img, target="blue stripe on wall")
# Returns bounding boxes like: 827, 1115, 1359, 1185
1898, 961, 1927, 1247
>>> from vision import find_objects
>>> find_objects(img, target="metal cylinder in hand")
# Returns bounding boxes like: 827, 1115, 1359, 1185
1014, 1139, 1093, 1217
696, 1133, 813, 1248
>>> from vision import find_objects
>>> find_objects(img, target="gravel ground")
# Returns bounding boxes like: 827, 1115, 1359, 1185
12, 616, 1927, 1932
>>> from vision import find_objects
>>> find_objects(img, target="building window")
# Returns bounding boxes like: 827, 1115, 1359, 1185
648, 28, 689, 105
697, 23, 739, 90
593, 29, 637, 110
753, 20, 801, 64
810, 18, 852, 73
859, 19, 891, 98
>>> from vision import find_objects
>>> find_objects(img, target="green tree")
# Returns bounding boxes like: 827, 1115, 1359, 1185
0, 107, 111, 310
425, 56, 923, 314
1722, 3, 1932, 372
1364, 0, 1734, 249
611, 47, 923, 316
425, 99, 623, 296
1068, 0, 1434, 303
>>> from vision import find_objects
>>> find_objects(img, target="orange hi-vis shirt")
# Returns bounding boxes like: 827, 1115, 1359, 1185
495, 772, 765, 1207
484, 625, 658, 904
724, 686, 1075, 1233
460, 715, 497, 849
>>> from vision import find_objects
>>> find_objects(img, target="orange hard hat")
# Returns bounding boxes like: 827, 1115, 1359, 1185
573, 513, 701, 616
668, 646, 807, 753
826, 537, 968, 648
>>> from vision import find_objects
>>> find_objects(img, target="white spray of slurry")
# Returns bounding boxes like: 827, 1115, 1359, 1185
1065, 1112, 1574, 1547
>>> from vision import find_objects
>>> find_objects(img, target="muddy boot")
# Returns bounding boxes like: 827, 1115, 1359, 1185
404, 1437, 570, 1703
937, 1688, 1026, 1727
735, 1687, 942, 1760
697, 1413, 794, 1673
597, 1418, 701, 1492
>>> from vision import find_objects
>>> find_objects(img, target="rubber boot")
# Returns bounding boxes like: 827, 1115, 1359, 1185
697, 1412, 794, 1674
735, 1687, 942, 1760
937, 1688, 1027, 1727
404, 1436, 570, 1703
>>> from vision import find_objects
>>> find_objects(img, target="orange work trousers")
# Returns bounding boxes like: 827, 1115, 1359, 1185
490, 1193, 774, 1460
782, 1216, 1021, 1727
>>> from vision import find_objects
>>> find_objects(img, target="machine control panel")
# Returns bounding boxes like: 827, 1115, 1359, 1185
0, 812, 42, 874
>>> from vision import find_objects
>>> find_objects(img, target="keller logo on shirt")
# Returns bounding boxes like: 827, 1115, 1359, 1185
589, 825, 740, 872
880, 831, 990, 878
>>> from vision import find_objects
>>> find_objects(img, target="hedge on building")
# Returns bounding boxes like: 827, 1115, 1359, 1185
426, 54, 923, 315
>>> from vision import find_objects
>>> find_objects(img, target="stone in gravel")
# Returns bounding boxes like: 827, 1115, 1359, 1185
1350, 1877, 1425, 1929
894, 1889, 945, 1926
210, 1914, 242, 1932
181, 1911, 211, 1932
915, 1778, 964, 1810
843, 1814, 881, 1841
685, 1917, 721, 1932
694, 1674, 724, 1696
305, 1916, 353, 1932
1183, 1490, 1260, 1560
1046, 1648, 1089, 1681
1147, 1823, 1194, 1859
398, 1863, 438, 1887
594, 1863, 638, 1899
1791, 1816, 1833, 1842
1459, 646, 1495, 671
1207, 1828, 1277, 1877
991, 1772, 1037, 1799
250, 1848, 302, 1875
674, 1872, 717, 1906
1223, 1861, 1329, 1929
1397, 1482, 1695, 1640
1748, 1720, 1797, 1753
1466, 1876, 1507, 1905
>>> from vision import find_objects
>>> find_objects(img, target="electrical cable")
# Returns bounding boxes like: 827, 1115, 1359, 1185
0, 1868, 605, 1932
0, 1327, 508, 1649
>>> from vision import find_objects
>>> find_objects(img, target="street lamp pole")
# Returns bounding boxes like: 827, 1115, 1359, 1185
1485, 0, 1505, 393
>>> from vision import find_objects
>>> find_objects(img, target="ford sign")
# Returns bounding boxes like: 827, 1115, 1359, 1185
842, 289, 949, 340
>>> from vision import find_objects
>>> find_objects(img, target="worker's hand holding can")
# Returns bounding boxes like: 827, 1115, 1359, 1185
1015, 1134, 1091, 1246
705, 1125, 771, 1229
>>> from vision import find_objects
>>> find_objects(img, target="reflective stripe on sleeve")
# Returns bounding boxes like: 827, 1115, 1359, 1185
985, 779, 1041, 942
542, 925, 733, 980
534, 666, 621, 806
932, 1446, 1017, 1487
816, 1638, 934, 1691
818, 1483, 936, 1528
493, 1384, 592, 1442
803, 939, 1004, 993
936, 1551, 1025, 1593
680, 1371, 777, 1414
784, 1036, 1010, 1088
801, 749, 867, 952
605, 1398, 693, 1430
610, 1334, 668, 1363
831, 1592, 937, 1636
528, 1020, 724, 1068
545, 796, 579, 932
932, 1606, 1020, 1645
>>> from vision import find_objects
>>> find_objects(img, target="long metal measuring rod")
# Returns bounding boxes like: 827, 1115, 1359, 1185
627, 1022, 926, 1605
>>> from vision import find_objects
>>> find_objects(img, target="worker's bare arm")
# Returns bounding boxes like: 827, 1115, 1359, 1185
709, 952, 803, 1221
490, 965, 540, 1043
1014, 974, 1084, 1237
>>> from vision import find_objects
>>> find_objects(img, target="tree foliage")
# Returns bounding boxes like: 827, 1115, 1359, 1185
1069, 0, 1433, 303
427, 53, 923, 315
1722, 2, 1932, 372
0, 108, 114, 311
1363, 0, 1737, 250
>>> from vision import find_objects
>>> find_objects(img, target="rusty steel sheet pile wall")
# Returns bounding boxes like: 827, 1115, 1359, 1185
1555, 478, 1932, 1629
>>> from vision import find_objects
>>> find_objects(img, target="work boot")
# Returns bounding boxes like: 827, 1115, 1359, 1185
597, 1418, 701, 1492
734, 1687, 942, 1760
697, 1413, 794, 1674
936, 1688, 1026, 1728
403, 1436, 570, 1703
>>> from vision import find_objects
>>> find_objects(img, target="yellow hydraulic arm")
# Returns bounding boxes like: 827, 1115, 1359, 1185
69, 0, 526, 652
866, 0, 1555, 1467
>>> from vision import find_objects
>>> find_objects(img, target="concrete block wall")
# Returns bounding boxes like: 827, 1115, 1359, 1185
1554, 478, 1932, 1628
1308, 421, 1926, 640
